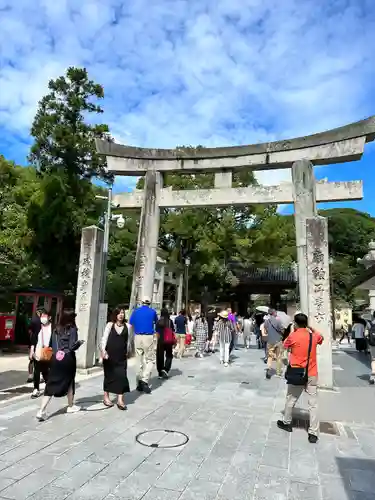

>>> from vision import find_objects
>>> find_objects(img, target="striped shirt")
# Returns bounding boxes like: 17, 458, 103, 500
215, 318, 235, 343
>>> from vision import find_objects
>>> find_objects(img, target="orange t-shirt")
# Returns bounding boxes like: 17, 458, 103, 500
283, 328, 323, 377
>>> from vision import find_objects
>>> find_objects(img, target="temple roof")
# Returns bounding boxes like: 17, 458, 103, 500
230, 264, 297, 288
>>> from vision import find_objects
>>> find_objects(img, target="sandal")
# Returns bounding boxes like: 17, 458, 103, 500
103, 400, 114, 408
117, 403, 127, 411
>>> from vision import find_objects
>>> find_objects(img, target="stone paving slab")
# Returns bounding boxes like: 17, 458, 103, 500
0, 343, 375, 499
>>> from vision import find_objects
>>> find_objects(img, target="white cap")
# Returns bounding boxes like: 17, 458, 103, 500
142, 296, 151, 304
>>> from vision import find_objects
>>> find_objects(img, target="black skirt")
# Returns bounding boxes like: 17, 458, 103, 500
355, 338, 367, 352
44, 351, 76, 398
103, 359, 130, 395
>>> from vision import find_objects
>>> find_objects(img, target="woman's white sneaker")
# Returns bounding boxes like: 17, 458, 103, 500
31, 389, 40, 399
67, 405, 81, 414
36, 411, 47, 421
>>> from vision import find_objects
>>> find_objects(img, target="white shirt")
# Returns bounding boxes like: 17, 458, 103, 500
187, 320, 194, 334
243, 318, 253, 336
37, 324, 52, 349
352, 323, 365, 339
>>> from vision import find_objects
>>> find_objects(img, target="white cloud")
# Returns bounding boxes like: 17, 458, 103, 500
0, 0, 374, 192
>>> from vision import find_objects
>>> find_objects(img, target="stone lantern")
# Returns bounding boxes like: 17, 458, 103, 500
357, 241, 375, 312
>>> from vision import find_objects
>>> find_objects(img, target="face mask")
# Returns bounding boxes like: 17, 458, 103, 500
40, 317, 49, 325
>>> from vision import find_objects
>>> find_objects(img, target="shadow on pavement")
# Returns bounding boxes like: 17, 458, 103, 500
344, 350, 371, 369
357, 374, 371, 382
74, 368, 183, 410
336, 456, 375, 499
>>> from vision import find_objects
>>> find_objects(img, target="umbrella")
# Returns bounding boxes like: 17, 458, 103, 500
256, 306, 269, 313
276, 311, 292, 328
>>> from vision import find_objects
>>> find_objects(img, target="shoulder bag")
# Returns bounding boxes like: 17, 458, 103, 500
285, 329, 312, 386
163, 327, 176, 345
35, 328, 53, 362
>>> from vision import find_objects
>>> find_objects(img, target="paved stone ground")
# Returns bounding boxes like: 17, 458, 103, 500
0, 342, 375, 500
0, 354, 30, 393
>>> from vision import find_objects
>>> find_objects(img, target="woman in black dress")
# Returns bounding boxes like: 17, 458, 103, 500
36, 312, 83, 421
100, 306, 130, 410
156, 308, 175, 379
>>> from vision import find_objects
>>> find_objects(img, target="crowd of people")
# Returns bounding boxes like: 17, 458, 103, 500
26, 298, 375, 443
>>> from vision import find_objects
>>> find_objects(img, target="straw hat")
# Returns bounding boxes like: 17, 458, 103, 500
218, 310, 229, 319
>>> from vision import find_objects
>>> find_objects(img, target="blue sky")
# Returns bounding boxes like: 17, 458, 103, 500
1, 0, 375, 214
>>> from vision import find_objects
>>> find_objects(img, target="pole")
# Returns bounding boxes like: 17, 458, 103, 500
329, 259, 336, 340
176, 272, 183, 313
184, 263, 189, 313
99, 187, 112, 302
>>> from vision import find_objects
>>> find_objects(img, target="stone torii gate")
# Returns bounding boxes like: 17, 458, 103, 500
97, 116, 375, 388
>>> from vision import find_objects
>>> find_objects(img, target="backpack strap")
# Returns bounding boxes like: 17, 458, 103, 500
305, 329, 313, 381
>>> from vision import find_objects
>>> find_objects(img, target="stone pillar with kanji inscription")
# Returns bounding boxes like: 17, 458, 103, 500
306, 217, 333, 389
75, 226, 104, 370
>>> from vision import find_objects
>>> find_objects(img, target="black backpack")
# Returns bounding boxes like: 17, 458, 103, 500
368, 321, 375, 347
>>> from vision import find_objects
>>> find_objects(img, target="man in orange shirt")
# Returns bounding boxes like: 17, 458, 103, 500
277, 313, 324, 443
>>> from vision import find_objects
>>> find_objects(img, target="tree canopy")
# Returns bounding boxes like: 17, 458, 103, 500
26, 67, 113, 292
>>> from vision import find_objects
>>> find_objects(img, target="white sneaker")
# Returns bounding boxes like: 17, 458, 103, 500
224, 362, 229, 367
67, 405, 81, 414
36, 411, 47, 422
31, 389, 40, 399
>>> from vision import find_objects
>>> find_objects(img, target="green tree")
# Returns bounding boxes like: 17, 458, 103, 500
324, 208, 375, 263
29, 66, 112, 183
0, 157, 43, 308
323, 208, 375, 304
280, 208, 375, 304
27, 67, 112, 292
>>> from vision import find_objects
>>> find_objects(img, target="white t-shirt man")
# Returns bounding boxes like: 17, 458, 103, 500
352, 323, 365, 339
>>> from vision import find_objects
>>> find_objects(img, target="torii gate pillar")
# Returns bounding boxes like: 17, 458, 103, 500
129, 171, 162, 311
292, 159, 317, 315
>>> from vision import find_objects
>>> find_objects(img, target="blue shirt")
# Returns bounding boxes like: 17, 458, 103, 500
129, 306, 158, 334
174, 315, 187, 334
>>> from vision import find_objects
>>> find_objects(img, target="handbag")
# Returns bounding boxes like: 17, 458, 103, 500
163, 327, 176, 345
35, 328, 53, 362
185, 333, 192, 345
285, 329, 312, 386
55, 334, 66, 361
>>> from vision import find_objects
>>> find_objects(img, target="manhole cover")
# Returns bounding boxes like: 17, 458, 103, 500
136, 429, 189, 449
